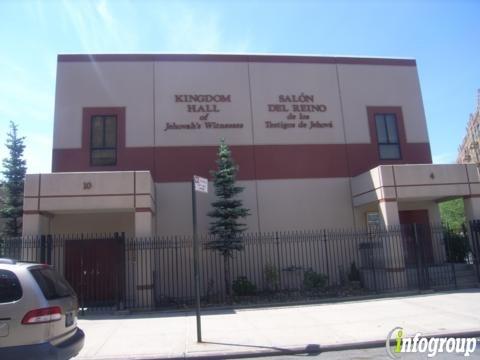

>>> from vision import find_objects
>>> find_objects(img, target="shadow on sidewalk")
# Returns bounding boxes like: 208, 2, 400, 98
200, 341, 321, 355
79, 307, 237, 320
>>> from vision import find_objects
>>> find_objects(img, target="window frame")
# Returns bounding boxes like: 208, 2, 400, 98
375, 113, 402, 160
367, 106, 407, 163
90, 115, 118, 166
82, 107, 125, 170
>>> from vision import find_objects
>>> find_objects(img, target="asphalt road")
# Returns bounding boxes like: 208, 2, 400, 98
254, 341, 480, 359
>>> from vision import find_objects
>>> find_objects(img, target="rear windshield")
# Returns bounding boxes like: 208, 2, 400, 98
0, 269, 23, 303
30, 267, 75, 300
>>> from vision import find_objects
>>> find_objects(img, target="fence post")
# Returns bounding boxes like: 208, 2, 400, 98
445, 224, 457, 289
46, 235, 52, 265
370, 229, 378, 293
40, 235, 46, 263
275, 232, 282, 290
470, 220, 480, 282
323, 230, 330, 286
413, 224, 424, 291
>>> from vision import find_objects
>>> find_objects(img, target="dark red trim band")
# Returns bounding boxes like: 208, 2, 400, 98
52, 143, 432, 182
135, 207, 154, 213
57, 54, 416, 66
24, 193, 152, 199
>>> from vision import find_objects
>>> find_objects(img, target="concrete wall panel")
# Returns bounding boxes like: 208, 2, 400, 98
393, 164, 468, 186
257, 178, 354, 231
50, 212, 134, 236
40, 172, 135, 196
249, 62, 344, 145
154, 61, 252, 146
337, 64, 428, 144
155, 180, 259, 236
40, 196, 134, 212
54, 61, 154, 149
24, 174, 40, 197
396, 184, 470, 200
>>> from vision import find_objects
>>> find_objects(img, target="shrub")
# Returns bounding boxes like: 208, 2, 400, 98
444, 230, 470, 263
303, 269, 328, 290
264, 264, 279, 291
232, 276, 257, 296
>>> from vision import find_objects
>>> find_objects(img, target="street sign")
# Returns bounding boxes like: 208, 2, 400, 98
193, 175, 208, 193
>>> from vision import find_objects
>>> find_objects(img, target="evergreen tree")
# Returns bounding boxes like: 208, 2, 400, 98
1, 121, 27, 238
207, 139, 250, 297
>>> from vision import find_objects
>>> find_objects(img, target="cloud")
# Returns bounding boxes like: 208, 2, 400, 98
22, 133, 53, 174
150, 3, 250, 53
60, 0, 135, 52
96, 0, 114, 27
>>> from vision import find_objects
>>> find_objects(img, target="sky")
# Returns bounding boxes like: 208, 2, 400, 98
0, 0, 479, 174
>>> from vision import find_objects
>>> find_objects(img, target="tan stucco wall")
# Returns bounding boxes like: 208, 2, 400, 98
154, 61, 253, 146
54, 59, 428, 149
153, 178, 354, 236
24, 171, 154, 214
256, 178, 354, 231
249, 62, 343, 145
54, 61, 155, 149
352, 164, 480, 207
154, 181, 259, 236
50, 212, 134, 236
337, 64, 428, 144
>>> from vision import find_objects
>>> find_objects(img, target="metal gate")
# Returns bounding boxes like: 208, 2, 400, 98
468, 220, 480, 283
64, 234, 125, 310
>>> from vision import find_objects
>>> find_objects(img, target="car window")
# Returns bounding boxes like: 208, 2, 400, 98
0, 269, 23, 303
30, 267, 75, 300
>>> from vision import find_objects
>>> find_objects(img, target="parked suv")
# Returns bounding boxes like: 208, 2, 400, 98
0, 258, 84, 360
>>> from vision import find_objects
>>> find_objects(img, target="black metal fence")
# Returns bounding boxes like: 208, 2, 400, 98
1, 222, 479, 313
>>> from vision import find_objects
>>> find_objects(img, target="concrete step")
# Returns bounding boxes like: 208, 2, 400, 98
455, 271, 477, 279
456, 283, 479, 289
454, 263, 475, 271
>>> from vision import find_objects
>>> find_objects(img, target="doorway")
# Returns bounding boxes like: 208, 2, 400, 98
399, 209, 434, 265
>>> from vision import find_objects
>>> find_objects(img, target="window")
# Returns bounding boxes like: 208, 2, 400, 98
375, 113, 401, 160
0, 269, 22, 303
90, 115, 117, 166
30, 267, 75, 300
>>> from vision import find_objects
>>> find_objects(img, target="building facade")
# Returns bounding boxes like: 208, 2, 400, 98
22, 54, 480, 238
457, 89, 480, 164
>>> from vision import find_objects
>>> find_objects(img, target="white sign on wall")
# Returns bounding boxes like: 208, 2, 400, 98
193, 175, 208, 193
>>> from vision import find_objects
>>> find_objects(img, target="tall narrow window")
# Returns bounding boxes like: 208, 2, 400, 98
375, 113, 401, 160
90, 115, 117, 166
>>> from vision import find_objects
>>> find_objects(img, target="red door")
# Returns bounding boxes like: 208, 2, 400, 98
64, 238, 124, 307
399, 210, 434, 265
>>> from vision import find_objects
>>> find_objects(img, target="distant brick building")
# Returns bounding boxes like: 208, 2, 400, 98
457, 90, 480, 164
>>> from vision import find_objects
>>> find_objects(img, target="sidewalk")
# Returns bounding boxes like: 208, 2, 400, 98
74, 290, 480, 359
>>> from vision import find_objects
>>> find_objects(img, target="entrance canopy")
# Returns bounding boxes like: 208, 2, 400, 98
23, 171, 155, 237
352, 164, 480, 226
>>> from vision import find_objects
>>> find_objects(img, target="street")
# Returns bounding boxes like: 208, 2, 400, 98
256, 342, 480, 359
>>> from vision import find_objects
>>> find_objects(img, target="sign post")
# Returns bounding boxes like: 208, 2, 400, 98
192, 175, 208, 343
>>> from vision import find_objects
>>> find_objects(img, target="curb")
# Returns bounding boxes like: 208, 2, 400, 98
76, 329, 480, 360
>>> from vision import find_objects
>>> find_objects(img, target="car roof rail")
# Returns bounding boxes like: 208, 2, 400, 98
0, 258, 17, 265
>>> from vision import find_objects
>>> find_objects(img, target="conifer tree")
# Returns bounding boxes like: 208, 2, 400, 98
207, 139, 250, 297
1, 121, 27, 238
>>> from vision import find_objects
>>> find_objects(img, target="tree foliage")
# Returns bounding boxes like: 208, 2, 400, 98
439, 198, 465, 231
1, 121, 27, 237
207, 139, 250, 297
207, 139, 250, 254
